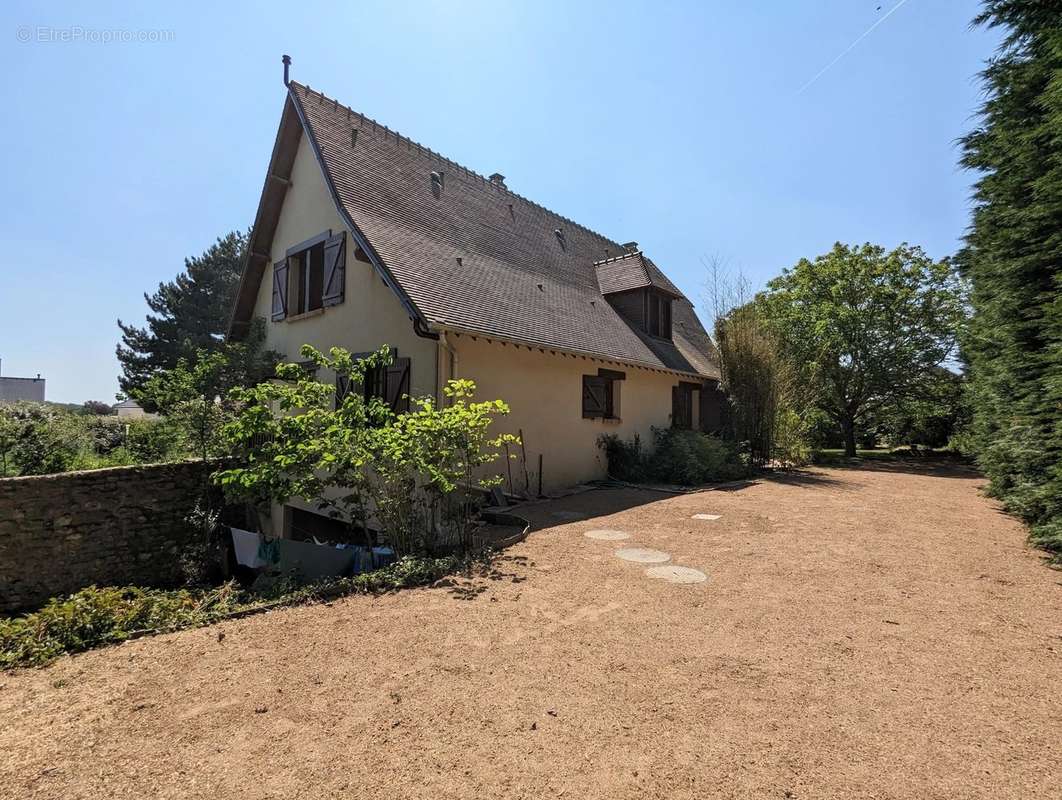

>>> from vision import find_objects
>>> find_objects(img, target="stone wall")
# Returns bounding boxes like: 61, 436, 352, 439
0, 461, 218, 613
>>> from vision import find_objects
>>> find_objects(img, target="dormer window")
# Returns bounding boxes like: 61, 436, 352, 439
645, 290, 672, 339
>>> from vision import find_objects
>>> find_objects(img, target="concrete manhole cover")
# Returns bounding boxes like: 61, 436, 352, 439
646, 565, 707, 584
550, 511, 587, 521
615, 547, 671, 564
584, 529, 631, 541
691, 513, 721, 520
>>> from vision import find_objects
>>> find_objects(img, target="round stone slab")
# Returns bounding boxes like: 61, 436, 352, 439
584, 529, 631, 541
614, 547, 671, 564
646, 565, 708, 584
691, 513, 721, 521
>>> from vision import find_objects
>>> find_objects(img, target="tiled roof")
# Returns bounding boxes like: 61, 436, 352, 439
264, 82, 719, 379
595, 251, 683, 298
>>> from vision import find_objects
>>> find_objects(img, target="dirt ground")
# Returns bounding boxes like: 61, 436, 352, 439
2, 464, 1060, 799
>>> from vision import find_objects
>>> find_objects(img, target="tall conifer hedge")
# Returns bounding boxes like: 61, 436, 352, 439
959, 1, 1062, 555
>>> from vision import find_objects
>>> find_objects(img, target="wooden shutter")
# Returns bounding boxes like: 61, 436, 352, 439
335, 374, 352, 407
271, 259, 289, 321
582, 376, 607, 418
384, 357, 411, 413
322, 232, 346, 307
672, 385, 692, 429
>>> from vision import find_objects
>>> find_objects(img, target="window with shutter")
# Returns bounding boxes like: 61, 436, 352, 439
672, 384, 694, 429
582, 369, 623, 420
276, 230, 336, 319
645, 291, 673, 339
582, 375, 608, 418
353, 350, 412, 417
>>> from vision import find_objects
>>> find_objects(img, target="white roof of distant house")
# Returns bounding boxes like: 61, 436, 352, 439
114, 399, 142, 409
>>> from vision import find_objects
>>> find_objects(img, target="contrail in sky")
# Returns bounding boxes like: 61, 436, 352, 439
796, 0, 911, 95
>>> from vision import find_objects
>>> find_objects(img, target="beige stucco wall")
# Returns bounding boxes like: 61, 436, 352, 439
443, 333, 684, 492
252, 134, 437, 398
250, 134, 438, 534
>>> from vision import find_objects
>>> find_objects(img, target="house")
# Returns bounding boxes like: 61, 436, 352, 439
114, 399, 156, 419
0, 360, 45, 403
228, 63, 725, 534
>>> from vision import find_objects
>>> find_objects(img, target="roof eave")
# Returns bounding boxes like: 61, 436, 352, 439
435, 323, 716, 382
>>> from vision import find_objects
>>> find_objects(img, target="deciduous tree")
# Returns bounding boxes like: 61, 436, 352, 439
761, 242, 965, 457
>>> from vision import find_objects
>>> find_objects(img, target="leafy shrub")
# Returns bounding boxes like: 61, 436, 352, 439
0, 402, 188, 476
0, 585, 237, 669
217, 346, 518, 556
597, 433, 648, 483
0, 553, 473, 669
599, 427, 749, 486
124, 418, 184, 463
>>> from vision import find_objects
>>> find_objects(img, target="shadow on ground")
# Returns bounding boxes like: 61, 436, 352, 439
810, 458, 982, 480
441, 554, 531, 601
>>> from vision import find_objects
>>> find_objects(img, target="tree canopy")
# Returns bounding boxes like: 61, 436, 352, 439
958, 1, 1062, 555
760, 242, 965, 456
116, 231, 247, 400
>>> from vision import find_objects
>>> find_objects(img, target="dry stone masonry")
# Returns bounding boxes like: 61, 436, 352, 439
0, 461, 217, 612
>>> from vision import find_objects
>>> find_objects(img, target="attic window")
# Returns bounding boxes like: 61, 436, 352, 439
431, 171, 444, 199
645, 290, 673, 339
271, 230, 346, 321
554, 228, 566, 251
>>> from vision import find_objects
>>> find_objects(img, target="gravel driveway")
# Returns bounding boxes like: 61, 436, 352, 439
2, 463, 1059, 799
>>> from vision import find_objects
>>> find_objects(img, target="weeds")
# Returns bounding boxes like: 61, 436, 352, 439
0, 554, 475, 670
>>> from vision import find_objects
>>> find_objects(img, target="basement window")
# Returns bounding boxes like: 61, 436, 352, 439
582, 368, 625, 420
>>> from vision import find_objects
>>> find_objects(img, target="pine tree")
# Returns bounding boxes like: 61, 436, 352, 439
116, 231, 247, 399
959, 1, 1062, 555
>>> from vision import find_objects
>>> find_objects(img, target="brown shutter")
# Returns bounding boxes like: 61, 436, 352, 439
582, 376, 606, 418
322, 232, 346, 307
384, 357, 411, 413
271, 259, 288, 321
672, 385, 692, 429
335, 374, 351, 408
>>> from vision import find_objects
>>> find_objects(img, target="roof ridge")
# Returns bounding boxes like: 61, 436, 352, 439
593, 250, 644, 267
290, 81, 625, 251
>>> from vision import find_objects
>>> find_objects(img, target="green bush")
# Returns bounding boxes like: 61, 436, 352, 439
597, 433, 648, 483
0, 554, 472, 669
599, 427, 749, 486
0, 402, 189, 476
217, 346, 518, 556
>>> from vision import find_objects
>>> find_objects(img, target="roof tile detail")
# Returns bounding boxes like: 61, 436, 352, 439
287, 82, 719, 379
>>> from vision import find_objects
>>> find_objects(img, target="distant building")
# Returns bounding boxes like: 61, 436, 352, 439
114, 399, 156, 419
0, 360, 45, 402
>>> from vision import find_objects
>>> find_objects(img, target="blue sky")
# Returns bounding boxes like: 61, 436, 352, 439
3, 1, 998, 403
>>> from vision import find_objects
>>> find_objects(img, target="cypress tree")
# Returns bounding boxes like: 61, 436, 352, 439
959, 1, 1062, 554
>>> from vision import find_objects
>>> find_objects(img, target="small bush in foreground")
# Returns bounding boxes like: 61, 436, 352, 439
0, 554, 469, 669
599, 428, 749, 486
